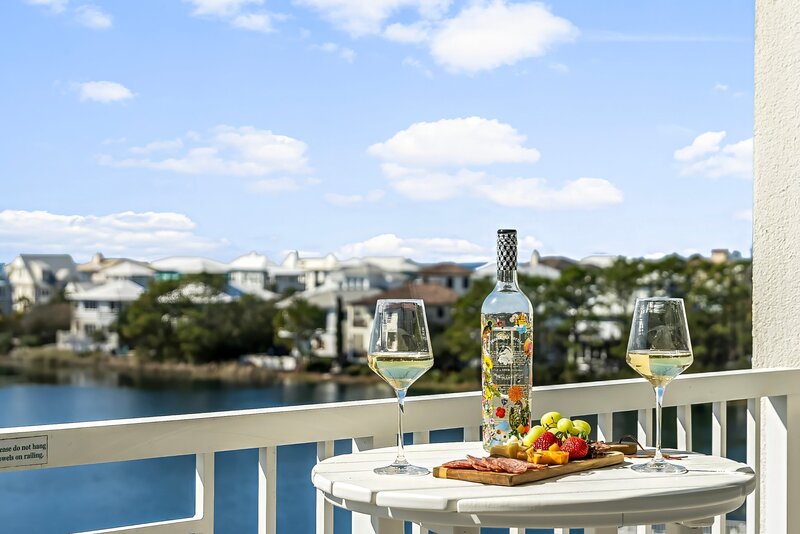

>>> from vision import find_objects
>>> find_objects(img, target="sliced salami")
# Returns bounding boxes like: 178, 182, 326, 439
441, 460, 473, 469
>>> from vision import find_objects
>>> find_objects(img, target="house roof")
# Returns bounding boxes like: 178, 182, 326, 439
150, 256, 230, 275
418, 262, 473, 276
229, 282, 279, 301
229, 251, 275, 271
353, 283, 459, 307
66, 280, 144, 302
16, 254, 77, 282
101, 260, 155, 278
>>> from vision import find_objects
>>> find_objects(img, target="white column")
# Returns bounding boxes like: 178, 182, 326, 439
754, 2, 800, 534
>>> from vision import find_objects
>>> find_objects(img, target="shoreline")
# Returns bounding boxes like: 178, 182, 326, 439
0, 348, 479, 393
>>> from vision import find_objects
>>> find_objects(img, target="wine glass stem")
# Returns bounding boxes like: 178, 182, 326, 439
653, 385, 665, 463
394, 388, 408, 465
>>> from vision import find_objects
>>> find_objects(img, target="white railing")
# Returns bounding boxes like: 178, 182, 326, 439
0, 368, 798, 534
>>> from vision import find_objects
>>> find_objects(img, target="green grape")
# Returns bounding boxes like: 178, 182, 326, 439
556, 418, 574, 433
572, 419, 592, 437
522, 425, 546, 447
540, 411, 561, 428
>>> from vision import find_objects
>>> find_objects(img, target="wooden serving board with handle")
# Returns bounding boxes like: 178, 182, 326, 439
432, 451, 625, 486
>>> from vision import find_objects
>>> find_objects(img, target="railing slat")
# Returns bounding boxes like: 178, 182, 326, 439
258, 447, 277, 534
711, 401, 727, 534
677, 404, 692, 451
196, 452, 214, 533
762, 394, 800, 532
746, 398, 761, 534
597, 412, 612, 442
315, 441, 334, 534
637, 408, 653, 447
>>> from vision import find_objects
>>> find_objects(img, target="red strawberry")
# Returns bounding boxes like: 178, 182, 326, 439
532, 431, 559, 451
561, 436, 589, 459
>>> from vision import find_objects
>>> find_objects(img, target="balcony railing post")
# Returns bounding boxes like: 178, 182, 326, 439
761, 394, 800, 533
195, 452, 215, 533
746, 398, 761, 534
258, 446, 277, 534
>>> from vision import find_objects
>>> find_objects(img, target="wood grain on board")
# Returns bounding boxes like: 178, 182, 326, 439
432, 451, 625, 486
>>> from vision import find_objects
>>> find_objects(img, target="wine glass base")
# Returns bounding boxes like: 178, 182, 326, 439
631, 460, 687, 474
374, 464, 430, 476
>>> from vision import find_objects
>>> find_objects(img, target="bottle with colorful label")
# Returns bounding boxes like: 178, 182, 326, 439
480, 229, 534, 450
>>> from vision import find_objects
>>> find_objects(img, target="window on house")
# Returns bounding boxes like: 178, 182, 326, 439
437, 307, 445, 318
446, 277, 453, 288
84, 324, 96, 335
84, 301, 97, 309
109, 301, 120, 310
464, 277, 470, 288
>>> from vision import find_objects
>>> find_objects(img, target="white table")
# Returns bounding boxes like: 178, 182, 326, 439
311, 442, 756, 534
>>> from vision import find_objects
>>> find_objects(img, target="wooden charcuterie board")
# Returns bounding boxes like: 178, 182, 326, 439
432, 451, 625, 486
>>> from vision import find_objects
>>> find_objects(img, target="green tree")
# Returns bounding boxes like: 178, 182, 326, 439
273, 298, 326, 360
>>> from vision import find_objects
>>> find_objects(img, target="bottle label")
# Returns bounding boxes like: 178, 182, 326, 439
481, 312, 533, 448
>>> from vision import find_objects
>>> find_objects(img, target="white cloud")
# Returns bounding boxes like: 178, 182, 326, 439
75, 5, 112, 29
370, 116, 623, 209
295, 0, 452, 36
735, 209, 753, 222
337, 233, 488, 262
231, 12, 274, 32
129, 138, 184, 155
98, 125, 310, 177
0, 210, 225, 259
77, 81, 134, 103
185, 0, 277, 32
675, 131, 753, 179
429, 1, 578, 73
324, 190, 385, 206
384, 21, 431, 43
475, 177, 624, 209
318, 42, 356, 62
549, 62, 569, 74
402, 56, 433, 78
381, 164, 484, 201
369, 117, 540, 167
26, 0, 67, 13
713, 83, 729, 92
673, 130, 726, 161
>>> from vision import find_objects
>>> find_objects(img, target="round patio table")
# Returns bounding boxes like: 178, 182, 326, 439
311, 442, 756, 533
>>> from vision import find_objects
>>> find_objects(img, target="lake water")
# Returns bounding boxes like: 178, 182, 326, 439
0, 367, 747, 533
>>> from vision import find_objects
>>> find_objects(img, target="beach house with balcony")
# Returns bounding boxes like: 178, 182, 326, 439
58, 279, 145, 352
150, 256, 230, 281
5, 254, 78, 312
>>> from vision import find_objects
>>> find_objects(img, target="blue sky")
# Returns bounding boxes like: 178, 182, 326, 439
0, 0, 754, 264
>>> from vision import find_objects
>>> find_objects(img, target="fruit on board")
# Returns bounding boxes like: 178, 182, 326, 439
571, 419, 592, 438
548, 442, 561, 452
556, 418, 574, 434
540, 411, 561, 428
527, 449, 569, 465
489, 441, 520, 459
561, 436, 590, 460
531, 431, 559, 451
522, 425, 546, 447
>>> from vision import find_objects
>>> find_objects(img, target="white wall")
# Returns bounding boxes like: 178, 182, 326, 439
753, 2, 800, 532
753, 0, 800, 369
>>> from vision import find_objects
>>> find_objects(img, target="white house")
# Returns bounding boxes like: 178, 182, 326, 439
96, 260, 155, 287
5, 254, 78, 312
415, 262, 473, 295
228, 252, 279, 300
0, 264, 11, 315
58, 279, 144, 352
268, 253, 307, 294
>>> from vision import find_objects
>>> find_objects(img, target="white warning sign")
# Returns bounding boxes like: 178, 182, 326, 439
0, 435, 48, 468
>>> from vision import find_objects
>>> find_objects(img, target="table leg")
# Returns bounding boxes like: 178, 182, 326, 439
351, 514, 404, 534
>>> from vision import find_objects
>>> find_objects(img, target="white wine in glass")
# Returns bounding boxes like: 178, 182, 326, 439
626, 297, 694, 474
368, 299, 433, 476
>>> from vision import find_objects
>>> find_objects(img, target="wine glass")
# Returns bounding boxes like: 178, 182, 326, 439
368, 299, 433, 475
626, 297, 693, 474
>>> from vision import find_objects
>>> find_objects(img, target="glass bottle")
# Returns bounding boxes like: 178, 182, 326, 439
480, 229, 534, 450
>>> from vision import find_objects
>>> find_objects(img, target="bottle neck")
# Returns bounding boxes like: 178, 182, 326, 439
496, 269, 519, 288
